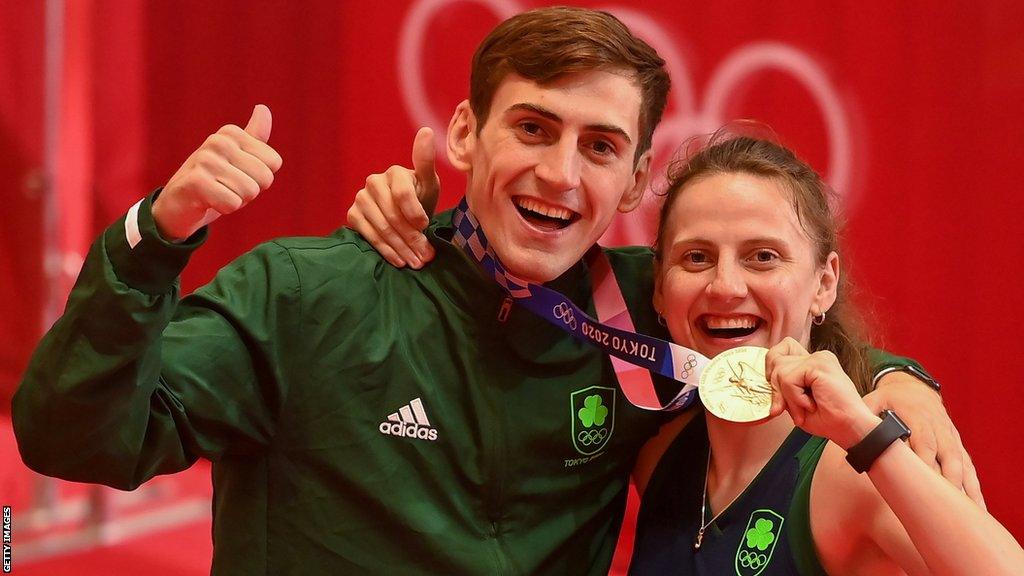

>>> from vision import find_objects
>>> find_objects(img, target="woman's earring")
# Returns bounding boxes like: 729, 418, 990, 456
813, 311, 826, 326
658, 313, 667, 327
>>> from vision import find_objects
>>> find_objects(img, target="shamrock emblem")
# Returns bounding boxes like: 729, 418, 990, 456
578, 395, 609, 428
744, 518, 776, 551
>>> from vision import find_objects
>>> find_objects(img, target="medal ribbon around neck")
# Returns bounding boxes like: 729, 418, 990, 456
451, 197, 710, 411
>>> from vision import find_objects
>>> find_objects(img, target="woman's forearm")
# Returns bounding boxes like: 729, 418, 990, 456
866, 440, 1023, 575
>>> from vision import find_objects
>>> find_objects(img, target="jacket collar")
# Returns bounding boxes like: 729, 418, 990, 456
427, 208, 594, 338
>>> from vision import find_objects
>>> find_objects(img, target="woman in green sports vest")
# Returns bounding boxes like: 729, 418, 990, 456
629, 133, 1023, 575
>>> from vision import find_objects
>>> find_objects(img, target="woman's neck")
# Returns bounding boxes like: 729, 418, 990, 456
704, 411, 796, 515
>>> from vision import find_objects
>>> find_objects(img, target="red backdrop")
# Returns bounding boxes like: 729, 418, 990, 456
2, 0, 1022, 568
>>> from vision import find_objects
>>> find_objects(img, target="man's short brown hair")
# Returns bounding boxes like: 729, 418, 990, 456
469, 6, 670, 161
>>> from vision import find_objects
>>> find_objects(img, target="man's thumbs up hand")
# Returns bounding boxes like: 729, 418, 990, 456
345, 127, 440, 268
244, 103, 273, 143
153, 104, 284, 241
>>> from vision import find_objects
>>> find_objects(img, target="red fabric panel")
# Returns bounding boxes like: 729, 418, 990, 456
49, 0, 95, 325
0, 2, 44, 406
92, 0, 147, 226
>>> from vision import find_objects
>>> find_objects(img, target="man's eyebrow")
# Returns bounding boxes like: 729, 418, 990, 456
505, 103, 632, 145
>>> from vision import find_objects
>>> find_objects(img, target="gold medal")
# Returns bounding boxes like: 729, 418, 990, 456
698, 346, 772, 423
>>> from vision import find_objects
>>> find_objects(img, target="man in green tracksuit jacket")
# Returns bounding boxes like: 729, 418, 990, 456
13, 7, 956, 575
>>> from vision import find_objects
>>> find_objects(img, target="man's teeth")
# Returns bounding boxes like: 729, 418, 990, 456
705, 317, 758, 330
516, 197, 573, 221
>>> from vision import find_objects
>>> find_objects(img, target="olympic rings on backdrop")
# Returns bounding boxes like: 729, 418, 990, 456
399, 0, 855, 246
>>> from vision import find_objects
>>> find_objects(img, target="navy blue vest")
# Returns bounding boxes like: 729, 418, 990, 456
630, 413, 828, 576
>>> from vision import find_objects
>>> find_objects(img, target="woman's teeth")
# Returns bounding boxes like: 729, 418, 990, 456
705, 317, 757, 330
702, 316, 760, 338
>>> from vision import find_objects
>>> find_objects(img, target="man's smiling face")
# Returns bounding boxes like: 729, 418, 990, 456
450, 70, 650, 283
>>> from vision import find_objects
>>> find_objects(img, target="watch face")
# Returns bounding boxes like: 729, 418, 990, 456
883, 410, 912, 438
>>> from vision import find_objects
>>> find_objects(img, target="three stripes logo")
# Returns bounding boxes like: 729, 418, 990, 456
378, 397, 439, 441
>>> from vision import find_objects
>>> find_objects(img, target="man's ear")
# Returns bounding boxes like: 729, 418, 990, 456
813, 251, 840, 317
618, 150, 652, 213
447, 100, 476, 173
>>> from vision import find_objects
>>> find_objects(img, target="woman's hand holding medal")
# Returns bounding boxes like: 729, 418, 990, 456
698, 338, 882, 450
764, 338, 880, 450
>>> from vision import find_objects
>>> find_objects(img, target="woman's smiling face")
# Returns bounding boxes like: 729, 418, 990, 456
654, 171, 838, 358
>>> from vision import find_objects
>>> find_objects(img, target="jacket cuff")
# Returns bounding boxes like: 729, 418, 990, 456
868, 350, 941, 393
104, 189, 207, 294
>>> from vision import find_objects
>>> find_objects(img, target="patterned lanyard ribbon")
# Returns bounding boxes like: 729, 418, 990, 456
451, 198, 709, 411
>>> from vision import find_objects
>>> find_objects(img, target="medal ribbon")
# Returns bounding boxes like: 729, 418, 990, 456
451, 198, 709, 411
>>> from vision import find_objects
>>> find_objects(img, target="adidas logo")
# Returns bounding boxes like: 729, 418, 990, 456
378, 397, 438, 441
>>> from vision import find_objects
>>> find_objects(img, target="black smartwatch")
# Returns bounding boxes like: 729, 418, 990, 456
845, 410, 912, 473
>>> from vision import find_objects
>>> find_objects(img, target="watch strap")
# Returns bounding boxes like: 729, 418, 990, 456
845, 410, 912, 473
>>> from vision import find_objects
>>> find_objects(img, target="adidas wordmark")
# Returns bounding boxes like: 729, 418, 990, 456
379, 397, 438, 441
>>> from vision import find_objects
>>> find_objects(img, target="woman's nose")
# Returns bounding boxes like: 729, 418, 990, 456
705, 262, 748, 301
